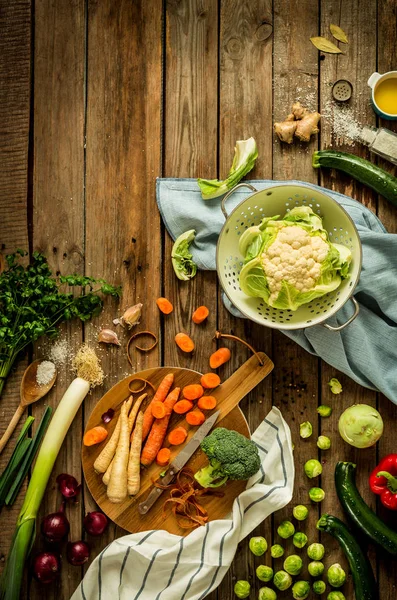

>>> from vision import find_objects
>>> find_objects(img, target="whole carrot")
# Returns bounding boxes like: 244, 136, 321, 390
142, 373, 174, 441
140, 387, 180, 467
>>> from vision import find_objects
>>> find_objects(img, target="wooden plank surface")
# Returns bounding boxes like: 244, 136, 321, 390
0, 0, 31, 580
1, 0, 397, 598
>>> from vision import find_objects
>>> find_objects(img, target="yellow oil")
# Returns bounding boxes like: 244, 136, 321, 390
375, 78, 397, 114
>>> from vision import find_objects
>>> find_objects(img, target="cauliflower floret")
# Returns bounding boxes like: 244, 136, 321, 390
261, 225, 329, 299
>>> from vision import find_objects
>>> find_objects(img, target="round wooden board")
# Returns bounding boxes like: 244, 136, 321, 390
82, 366, 250, 536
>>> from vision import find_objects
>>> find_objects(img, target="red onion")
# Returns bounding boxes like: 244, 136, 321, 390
101, 408, 115, 424
32, 552, 61, 584
56, 473, 81, 499
67, 540, 90, 566
83, 511, 108, 536
41, 502, 70, 543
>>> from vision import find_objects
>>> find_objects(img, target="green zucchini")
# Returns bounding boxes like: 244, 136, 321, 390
312, 149, 397, 206
335, 461, 397, 555
317, 514, 378, 600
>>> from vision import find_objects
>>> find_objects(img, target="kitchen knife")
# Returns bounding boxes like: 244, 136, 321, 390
138, 409, 220, 515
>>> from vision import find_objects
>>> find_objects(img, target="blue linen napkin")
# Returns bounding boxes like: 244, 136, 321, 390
157, 178, 397, 404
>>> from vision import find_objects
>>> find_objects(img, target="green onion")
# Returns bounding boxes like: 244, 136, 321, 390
0, 417, 34, 507
5, 407, 52, 506
0, 377, 91, 600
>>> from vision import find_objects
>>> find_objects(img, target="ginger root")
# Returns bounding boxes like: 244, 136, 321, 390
274, 101, 321, 144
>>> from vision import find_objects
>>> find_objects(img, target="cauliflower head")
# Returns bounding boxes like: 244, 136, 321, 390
238, 206, 351, 311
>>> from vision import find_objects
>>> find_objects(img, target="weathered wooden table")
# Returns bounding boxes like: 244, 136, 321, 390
1, 1, 396, 599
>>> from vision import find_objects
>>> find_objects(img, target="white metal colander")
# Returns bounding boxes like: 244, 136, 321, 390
216, 183, 362, 331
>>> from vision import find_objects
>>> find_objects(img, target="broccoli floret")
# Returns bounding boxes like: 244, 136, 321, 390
194, 428, 261, 488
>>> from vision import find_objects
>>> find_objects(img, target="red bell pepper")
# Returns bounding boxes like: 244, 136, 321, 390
369, 454, 397, 510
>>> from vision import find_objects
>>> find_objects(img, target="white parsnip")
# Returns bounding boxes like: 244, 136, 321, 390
127, 411, 144, 496
128, 393, 147, 434
94, 396, 132, 473
102, 457, 113, 485
107, 400, 130, 503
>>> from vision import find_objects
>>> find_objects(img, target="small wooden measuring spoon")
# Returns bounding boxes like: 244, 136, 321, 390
0, 359, 57, 454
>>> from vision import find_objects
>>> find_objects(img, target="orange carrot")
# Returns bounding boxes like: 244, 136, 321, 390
142, 373, 174, 441
156, 447, 171, 466
173, 400, 194, 414
156, 297, 173, 315
141, 387, 180, 467
197, 396, 217, 410
168, 426, 188, 446
83, 426, 108, 446
186, 409, 206, 426
209, 347, 231, 369
192, 306, 209, 324
200, 373, 221, 389
182, 384, 204, 400
151, 401, 166, 419
175, 332, 195, 353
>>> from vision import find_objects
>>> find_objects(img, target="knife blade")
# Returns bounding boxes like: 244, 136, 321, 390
138, 410, 220, 515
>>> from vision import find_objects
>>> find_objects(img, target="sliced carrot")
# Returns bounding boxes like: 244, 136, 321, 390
83, 426, 108, 447
192, 306, 209, 324
141, 387, 180, 467
168, 426, 188, 446
175, 332, 195, 353
200, 373, 221, 389
182, 384, 204, 400
156, 297, 173, 315
142, 373, 174, 441
173, 400, 194, 414
197, 396, 217, 411
156, 447, 171, 467
151, 401, 166, 419
186, 409, 206, 426
209, 347, 231, 369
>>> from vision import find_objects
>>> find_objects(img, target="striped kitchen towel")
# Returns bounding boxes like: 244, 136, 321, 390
72, 407, 294, 600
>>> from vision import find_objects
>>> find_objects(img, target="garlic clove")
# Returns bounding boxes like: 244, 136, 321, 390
98, 329, 121, 346
118, 303, 143, 329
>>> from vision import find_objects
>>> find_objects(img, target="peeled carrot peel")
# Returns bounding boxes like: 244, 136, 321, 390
128, 378, 156, 394
156, 297, 173, 315
127, 331, 158, 367
214, 330, 264, 366
192, 306, 209, 324
175, 333, 195, 353
83, 426, 108, 447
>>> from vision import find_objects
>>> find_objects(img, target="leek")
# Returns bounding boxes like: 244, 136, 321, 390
0, 346, 103, 600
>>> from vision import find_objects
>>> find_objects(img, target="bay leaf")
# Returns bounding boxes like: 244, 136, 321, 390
330, 24, 349, 44
310, 36, 343, 54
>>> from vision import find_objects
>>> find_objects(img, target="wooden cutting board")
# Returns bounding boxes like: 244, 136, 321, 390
82, 352, 273, 536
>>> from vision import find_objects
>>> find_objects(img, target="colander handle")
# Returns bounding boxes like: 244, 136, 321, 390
221, 182, 258, 219
323, 297, 359, 331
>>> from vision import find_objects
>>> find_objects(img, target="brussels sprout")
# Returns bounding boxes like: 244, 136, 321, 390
256, 565, 274, 583
308, 561, 325, 577
313, 580, 326, 595
283, 554, 303, 576
317, 435, 331, 450
234, 580, 251, 598
300, 421, 313, 439
277, 520, 295, 539
293, 532, 308, 549
327, 563, 346, 588
273, 570, 293, 591
338, 404, 384, 448
328, 378, 342, 394
249, 536, 268, 556
270, 544, 284, 558
293, 505, 309, 521
304, 459, 323, 479
309, 487, 326, 502
327, 593, 346, 600
258, 587, 277, 600
292, 580, 310, 599
317, 405, 332, 418
307, 543, 325, 560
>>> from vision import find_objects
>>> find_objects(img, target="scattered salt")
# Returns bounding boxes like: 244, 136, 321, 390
321, 101, 363, 146
49, 339, 69, 366
36, 360, 56, 386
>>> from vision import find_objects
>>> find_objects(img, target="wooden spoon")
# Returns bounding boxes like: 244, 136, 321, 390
0, 359, 57, 454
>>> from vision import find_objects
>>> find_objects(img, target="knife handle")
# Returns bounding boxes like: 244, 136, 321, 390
138, 467, 177, 515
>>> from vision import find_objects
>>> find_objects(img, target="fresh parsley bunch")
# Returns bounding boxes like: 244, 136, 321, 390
0, 250, 120, 396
